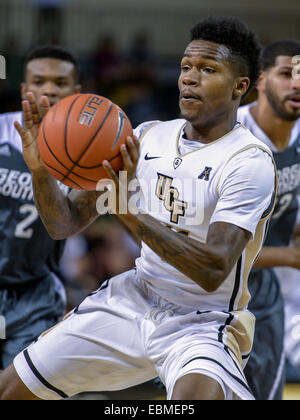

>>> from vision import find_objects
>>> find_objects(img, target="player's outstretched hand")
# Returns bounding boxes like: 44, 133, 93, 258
14, 93, 50, 172
102, 135, 140, 214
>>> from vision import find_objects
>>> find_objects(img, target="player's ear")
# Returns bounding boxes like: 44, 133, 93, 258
75, 84, 82, 94
233, 77, 250, 100
255, 71, 266, 92
20, 82, 27, 100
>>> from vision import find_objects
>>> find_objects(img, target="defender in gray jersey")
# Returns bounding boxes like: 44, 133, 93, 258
237, 39, 300, 400
0, 46, 81, 368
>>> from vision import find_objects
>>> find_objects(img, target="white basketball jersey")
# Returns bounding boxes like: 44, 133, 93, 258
133, 119, 276, 362
135, 119, 274, 311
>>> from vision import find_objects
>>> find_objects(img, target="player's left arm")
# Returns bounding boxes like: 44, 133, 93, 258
117, 214, 250, 293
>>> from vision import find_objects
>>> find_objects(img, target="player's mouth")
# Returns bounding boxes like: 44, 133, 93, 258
286, 93, 300, 109
180, 90, 202, 103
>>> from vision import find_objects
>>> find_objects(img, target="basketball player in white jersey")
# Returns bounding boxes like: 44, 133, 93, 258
0, 16, 276, 400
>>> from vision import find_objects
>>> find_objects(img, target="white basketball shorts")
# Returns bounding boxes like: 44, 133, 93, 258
14, 269, 254, 400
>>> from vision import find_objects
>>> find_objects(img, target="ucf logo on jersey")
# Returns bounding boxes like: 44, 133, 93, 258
155, 173, 188, 223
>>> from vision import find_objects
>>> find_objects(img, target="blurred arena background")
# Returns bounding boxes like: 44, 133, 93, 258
0, 0, 300, 400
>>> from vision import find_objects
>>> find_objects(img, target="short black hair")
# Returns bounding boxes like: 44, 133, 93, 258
190, 16, 261, 92
24, 45, 80, 82
261, 39, 300, 70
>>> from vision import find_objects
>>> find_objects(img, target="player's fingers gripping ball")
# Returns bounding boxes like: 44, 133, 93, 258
38, 93, 133, 190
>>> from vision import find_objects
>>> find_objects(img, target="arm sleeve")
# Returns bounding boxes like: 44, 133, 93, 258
210, 147, 276, 238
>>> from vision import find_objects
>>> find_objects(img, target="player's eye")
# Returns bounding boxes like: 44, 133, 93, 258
280, 71, 292, 78
32, 79, 43, 86
203, 67, 216, 74
181, 65, 190, 72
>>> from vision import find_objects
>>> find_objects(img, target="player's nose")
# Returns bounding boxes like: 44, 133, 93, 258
291, 75, 300, 90
182, 70, 200, 86
182, 76, 199, 87
41, 81, 59, 98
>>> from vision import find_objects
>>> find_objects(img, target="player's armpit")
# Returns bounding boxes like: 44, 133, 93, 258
117, 213, 251, 292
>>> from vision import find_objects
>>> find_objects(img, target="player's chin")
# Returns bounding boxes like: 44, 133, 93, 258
284, 105, 300, 121
284, 98, 300, 111
179, 102, 203, 120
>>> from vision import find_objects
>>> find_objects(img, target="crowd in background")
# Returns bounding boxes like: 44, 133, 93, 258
0, 30, 179, 123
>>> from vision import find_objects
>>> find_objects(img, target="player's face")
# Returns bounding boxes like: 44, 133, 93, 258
22, 58, 80, 109
178, 40, 247, 128
261, 56, 300, 121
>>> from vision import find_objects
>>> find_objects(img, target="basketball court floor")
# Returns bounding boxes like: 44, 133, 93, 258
283, 384, 300, 400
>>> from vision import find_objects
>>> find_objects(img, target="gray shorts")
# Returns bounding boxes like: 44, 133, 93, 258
244, 268, 285, 400
0, 276, 65, 369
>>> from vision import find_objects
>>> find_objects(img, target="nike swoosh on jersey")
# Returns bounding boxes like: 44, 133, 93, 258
144, 153, 161, 160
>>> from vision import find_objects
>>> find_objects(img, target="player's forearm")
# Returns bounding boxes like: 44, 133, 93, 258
118, 213, 239, 292
32, 167, 78, 238
32, 167, 99, 239
254, 246, 300, 269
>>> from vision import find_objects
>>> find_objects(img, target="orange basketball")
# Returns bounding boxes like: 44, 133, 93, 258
38, 93, 133, 190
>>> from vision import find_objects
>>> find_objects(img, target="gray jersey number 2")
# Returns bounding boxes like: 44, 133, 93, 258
14, 204, 39, 239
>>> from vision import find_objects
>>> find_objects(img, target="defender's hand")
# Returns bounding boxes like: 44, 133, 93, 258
14, 93, 50, 172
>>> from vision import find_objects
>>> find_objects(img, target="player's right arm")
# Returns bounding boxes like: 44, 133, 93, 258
14, 93, 100, 239
32, 168, 100, 239
254, 245, 300, 269
254, 210, 300, 269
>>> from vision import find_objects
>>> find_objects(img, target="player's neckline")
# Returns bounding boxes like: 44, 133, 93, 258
176, 122, 242, 157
